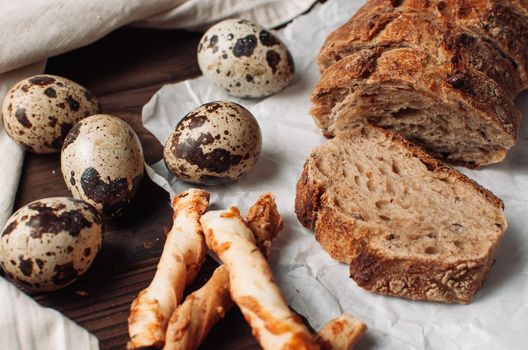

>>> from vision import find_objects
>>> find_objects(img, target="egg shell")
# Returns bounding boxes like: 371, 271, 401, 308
0, 197, 103, 291
1, 74, 100, 153
163, 101, 261, 185
61, 114, 144, 218
197, 19, 294, 98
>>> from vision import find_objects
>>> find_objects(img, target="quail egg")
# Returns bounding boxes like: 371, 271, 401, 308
164, 101, 261, 184
197, 19, 295, 98
1, 74, 100, 153
61, 114, 144, 218
0, 197, 103, 291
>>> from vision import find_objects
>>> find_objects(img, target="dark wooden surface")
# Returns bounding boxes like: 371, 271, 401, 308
14, 27, 258, 350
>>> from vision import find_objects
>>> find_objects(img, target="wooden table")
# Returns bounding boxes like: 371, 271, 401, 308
14, 27, 258, 350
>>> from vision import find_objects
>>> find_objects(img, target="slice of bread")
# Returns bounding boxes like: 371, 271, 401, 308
295, 125, 507, 303
311, 47, 521, 167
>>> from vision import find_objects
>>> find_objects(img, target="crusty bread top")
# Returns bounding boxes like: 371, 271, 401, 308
316, 6, 523, 97
319, 0, 528, 84
296, 125, 506, 263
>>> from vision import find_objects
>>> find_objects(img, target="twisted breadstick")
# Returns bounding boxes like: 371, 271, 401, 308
315, 313, 366, 350
201, 206, 319, 350
163, 193, 282, 350
128, 189, 210, 349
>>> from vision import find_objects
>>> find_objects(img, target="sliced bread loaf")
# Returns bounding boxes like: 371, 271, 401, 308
311, 47, 521, 167
295, 125, 507, 303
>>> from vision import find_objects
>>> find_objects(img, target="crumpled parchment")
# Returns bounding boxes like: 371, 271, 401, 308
142, 0, 528, 348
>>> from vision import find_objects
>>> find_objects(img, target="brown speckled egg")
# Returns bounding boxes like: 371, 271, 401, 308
61, 114, 144, 218
1, 74, 100, 153
163, 101, 261, 185
0, 197, 103, 291
197, 19, 294, 98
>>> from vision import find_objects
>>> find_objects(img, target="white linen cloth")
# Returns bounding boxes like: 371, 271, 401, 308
142, 0, 528, 349
0, 1, 315, 349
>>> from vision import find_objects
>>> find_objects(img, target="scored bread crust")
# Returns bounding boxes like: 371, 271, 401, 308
311, 47, 521, 167
316, 7, 523, 99
318, 0, 528, 89
295, 125, 506, 304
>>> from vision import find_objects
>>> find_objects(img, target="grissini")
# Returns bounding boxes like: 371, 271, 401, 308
201, 206, 320, 350
163, 193, 282, 350
165, 194, 367, 349
128, 189, 210, 349
163, 265, 232, 350
315, 313, 367, 350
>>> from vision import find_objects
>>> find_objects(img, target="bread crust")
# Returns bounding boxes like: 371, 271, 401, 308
348, 247, 496, 303
319, 0, 528, 87
317, 6, 524, 98
311, 47, 521, 166
295, 125, 506, 303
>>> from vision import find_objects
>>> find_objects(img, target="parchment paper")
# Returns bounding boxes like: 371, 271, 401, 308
142, 0, 528, 348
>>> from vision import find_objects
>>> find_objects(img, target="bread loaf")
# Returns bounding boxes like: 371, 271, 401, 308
311, 0, 526, 167
295, 125, 507, 303
317, 7, 524, 99
319, 0, 528, 92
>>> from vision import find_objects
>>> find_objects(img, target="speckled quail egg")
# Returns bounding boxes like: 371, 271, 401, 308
1, 74, 100, 153
61, 114, 144, 218
197, 19, 295, 98
0, 197, 103, 291
164, 101, 261, 185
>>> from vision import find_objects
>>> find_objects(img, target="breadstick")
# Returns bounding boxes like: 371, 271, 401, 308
246, 193, 283, 256
163, 265, 231, 350
201, 207, 319, 350
315, 313, 366, 350
163, 193, 282, 350
128, 189, 210, 349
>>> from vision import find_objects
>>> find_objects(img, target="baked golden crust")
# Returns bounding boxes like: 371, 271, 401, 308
317, 6, 524, 98
319, 0, 528, 88
295, 125, 506, 304
348, 246, 496, 303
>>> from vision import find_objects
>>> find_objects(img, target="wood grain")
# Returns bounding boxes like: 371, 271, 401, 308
13, 27, 259, 350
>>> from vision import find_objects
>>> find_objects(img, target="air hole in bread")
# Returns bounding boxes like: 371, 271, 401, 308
425, 246, 437, 254
351, 213, 365, 221
356, 162, 365, 174
451, 223, 463, 232
367, 178, 375, 191
375, 200, 386, 209
426, 232, 437, 239
391, 161, 400, 175
385, 181, 394, 194
379, 214, 391, 221
438, 177, 453, 184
